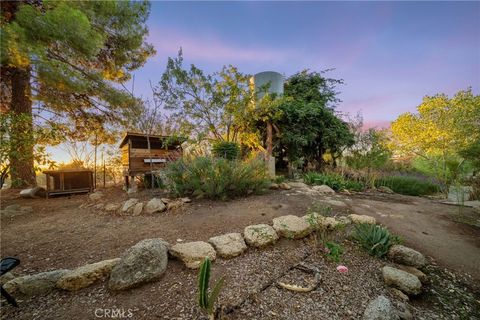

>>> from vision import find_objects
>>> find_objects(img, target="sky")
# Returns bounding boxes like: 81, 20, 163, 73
132, 1, 480, 129
49, 1, 480, 163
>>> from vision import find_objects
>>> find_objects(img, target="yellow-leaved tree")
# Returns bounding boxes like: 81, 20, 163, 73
390, 88, 480, 194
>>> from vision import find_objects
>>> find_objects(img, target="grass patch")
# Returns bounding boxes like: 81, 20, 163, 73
303, 172, 364, 191
375, 175, 440, 196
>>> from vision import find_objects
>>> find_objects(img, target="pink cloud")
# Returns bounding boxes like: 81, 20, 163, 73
148, 27, 294, 63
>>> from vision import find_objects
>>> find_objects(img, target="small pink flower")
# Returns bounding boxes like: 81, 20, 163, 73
337, 265, 348, 273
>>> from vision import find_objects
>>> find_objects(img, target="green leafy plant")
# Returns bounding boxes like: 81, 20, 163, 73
212, 141, 240, 160
166, 156, 270, 200
303, 172, 364, 191
375, 175, 440, 196
198, 257, 224, 320
325, 241, 343, 262
352, 223, 399, 257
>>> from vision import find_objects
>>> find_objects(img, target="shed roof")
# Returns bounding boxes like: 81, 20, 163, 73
119, 132, 186, 148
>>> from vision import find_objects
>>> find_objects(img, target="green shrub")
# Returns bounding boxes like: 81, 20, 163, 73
198, 257, 224, 319
212, 141, 240, 160
303, 172, 364, 191
166, 157, 270, 199
352, 223, 399, 257
325, 241, 343, 262
375, 175, 440, 196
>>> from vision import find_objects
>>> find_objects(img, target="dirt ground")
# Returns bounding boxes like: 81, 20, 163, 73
1, 186, 479, 319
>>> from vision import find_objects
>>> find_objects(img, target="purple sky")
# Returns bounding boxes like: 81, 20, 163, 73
131, 1, 480, 128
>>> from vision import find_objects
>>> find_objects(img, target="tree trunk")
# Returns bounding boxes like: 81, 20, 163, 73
9, 66, 36, 188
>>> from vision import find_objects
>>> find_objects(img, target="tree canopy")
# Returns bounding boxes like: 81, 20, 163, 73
274, 70, 354, 169
0, 0, 154, 187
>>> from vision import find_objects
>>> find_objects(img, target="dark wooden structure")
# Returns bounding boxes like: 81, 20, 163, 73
119, 132, 184, 188
44, 169, 93, 198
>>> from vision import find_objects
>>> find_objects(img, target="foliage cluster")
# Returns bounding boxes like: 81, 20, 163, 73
166, 156, 270, 200
303, 171, 364, 191
375, 175, 440, 196
325, 241, 343, 262
212, 141, 240, 160
352, 223, 400, 258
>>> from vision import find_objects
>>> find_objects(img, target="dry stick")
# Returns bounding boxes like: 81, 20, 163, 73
221, 245, 313, 316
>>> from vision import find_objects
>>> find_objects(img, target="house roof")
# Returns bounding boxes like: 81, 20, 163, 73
43, 169, 93, 174
119, 132, 186, 148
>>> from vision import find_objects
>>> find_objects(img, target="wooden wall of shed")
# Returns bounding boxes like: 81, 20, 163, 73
128, 148, 182, 173
121, 145, 129, 167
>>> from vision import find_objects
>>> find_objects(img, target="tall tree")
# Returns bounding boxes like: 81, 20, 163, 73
390, 88, 480, 192
1, 0, 154, 187
274, 70, 353, 170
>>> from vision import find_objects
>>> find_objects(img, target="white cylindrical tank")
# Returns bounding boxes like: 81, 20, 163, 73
253, 71, 284, 98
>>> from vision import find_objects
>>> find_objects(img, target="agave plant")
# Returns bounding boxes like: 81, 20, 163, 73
352, 223, 396, 257
198, 257, 224, 320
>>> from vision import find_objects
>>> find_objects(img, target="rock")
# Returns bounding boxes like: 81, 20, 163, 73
396, 303, 413, 320
269, 183, 280, 190
166, 199, 185, 211
382, 266, 422, 296
57, 259, 120, 291
4, 270, 69, 296
105, 203, 120, 212
122, 198, 139, 214
312, 185, 335, 194
132, 202, 143, 216
349, 214, 376, 224
288, 182, 310, 189
208, 233, 247, 258
161, 198, 171, 204
378, 186, 394, 194
278, 182, 292, 190
144, 198, 166, 214
337, 216, 352, 225
19, 186, 46, 199
109, 239, 169, 290
363, 295, 400, 320
272, 215, 312, 239
396, 265, 428, 284
322, 217, 341, 229
89, 192, 104, 201
169, 241, 216, 269
388, 245, 427, 268
0, 272, 16, 286
95, 203, 105, 210
127, 186, 138, 194
244, 224, 279, 247
389, 288, 409, 302
181, 197, 191, 203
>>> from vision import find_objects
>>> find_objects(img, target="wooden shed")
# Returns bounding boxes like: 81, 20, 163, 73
119, 132, 184, 188
43, 169, 93, 198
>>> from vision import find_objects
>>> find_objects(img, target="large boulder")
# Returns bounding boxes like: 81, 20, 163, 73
272, 215, 312, 239
144, 198, 166, 214
208, 233, 247, 258
122, 198, 139, 214
4, 270, 69, 296
382, 266, 422, 296
349, 214, 376, 224
312, 185, 335, 194
57, 258, 120, 291
396, 265, 428, 284
109, 239, 169, 290
244, 224, 279, 247
89, 192, 104, 201
132, 202, 143, 216
388, 245, 427, 268
105, 203, 120, 212
378, 186, 394, 194
169, 241, 216, 269
19, 186, 46, 199
363, 295, 400, 320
